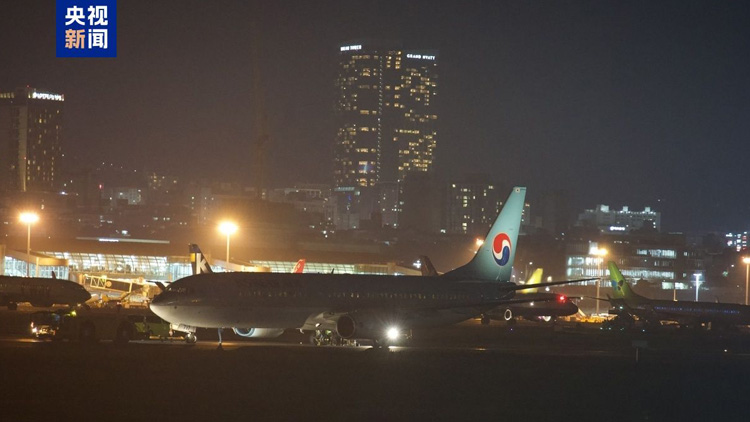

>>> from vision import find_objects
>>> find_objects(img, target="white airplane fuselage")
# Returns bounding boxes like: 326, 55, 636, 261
150, 272, 514, 333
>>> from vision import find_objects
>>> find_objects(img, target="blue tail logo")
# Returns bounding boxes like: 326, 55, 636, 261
492, 233, 512, 266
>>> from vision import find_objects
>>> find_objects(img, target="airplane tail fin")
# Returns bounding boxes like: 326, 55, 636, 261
608, 261, 639, 300
443, 186, 526, 282
523, 268, 544, 293
292, 259, 306, 274
189, 244, 213, 274
418, 255, 439, 276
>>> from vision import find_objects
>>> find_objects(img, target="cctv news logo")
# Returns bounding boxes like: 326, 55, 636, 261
56, 0, 117, 57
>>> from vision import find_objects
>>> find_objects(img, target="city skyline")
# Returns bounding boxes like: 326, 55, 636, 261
2, 1, 750, 232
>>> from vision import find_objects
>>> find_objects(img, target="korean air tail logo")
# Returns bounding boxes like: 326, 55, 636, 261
492, 233, 512, 266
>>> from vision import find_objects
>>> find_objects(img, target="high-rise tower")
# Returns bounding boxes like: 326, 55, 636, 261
334, 40, 438, 188
0, 87, 64, 192
333, 41, 438, 228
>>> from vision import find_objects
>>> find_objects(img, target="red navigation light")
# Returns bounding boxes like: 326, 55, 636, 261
557, 294, 567, 304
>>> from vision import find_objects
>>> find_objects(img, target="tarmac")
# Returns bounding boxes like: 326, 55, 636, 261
1, 307, 750, 421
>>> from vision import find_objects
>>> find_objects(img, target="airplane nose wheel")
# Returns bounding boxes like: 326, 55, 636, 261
185, 332, 197, 344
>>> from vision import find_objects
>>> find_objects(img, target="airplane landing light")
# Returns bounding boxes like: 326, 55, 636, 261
386, 327, 400, 341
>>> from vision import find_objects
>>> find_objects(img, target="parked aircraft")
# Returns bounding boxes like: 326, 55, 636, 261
189, 244, 213, 275
485, 268, 578, 323
151, 187, 591, 346
189, 244, 305, 275
292, 259, 305, 274
0, 274, 91, 310
606, 261, 750, 329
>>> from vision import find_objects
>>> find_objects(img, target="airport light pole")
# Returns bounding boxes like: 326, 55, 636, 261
743, 257, 750, 305
525, 261, 533, 282
694, 273, 702, 302
219, 221, 238, 268
595, 248, 607, 316
19, 212, 39, 277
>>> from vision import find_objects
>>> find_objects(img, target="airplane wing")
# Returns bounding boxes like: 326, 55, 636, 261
489, 296, 563, 306
584, 296, 613, 301
498, 278, 598, 293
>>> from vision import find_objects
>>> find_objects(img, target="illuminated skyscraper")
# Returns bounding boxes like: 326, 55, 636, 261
445, 175, 502, 236
0, 87, 64, 192
333, 41, 438, 228
334, 40, 438, 188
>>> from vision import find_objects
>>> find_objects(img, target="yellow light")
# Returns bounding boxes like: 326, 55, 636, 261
19, 212, 39, 224
218, 221, 238, 236
743, 257, 750, 265
597, 248, 608, 257
475, 238, 484, 248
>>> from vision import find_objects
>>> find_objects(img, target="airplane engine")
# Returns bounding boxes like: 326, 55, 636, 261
232, 328, 284, 338
335, 315, 358, 338
336, 313, 396, 340
503, 309, 513, 321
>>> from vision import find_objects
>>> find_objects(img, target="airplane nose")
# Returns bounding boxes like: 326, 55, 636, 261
149, 297, 175, 322
79, 289, 92, 302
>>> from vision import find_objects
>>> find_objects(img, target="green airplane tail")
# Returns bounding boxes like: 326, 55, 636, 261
607, 261, 640, 299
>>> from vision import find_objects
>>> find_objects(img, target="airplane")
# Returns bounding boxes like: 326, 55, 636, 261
605, 261, 750, 329
484, 268, 578, 324
418, 258, 577, 324
189, 244, 305, 274
151, 187, 593, 346
189, 244, 213, 275
417, 255, 440, 276
0, 274, 91, 310
292, 259, 305, 274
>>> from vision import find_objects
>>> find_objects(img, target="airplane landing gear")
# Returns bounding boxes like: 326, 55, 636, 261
311, 330, 335, 346
185, 332, 197, 344
310, 330, 352, 347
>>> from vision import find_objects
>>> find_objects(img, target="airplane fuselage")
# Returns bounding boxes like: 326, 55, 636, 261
0, 276, 91, 309
150, 272, 516, 333
622, 296, 750, 326
489, 292, 578, 320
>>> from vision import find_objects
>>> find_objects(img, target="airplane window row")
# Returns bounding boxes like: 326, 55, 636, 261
653, 306, 740, 315
235, 288, 470, 301
331, 292, 470, 301
0, 283, 52, 292
238, 290, 304, 298
168, 287, 193, 294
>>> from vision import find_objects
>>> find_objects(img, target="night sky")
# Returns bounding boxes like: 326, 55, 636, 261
3, 1, 750, 232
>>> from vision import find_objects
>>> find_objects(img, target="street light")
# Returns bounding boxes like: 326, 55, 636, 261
694, 273, 702, 302
19, 212, 39, 277
594, 248, 608, 316
743, 257, 750, 305
525, 261, 533, 282
218, 221, 238, 267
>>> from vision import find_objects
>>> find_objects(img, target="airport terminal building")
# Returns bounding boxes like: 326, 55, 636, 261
1, 239, 419, 299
